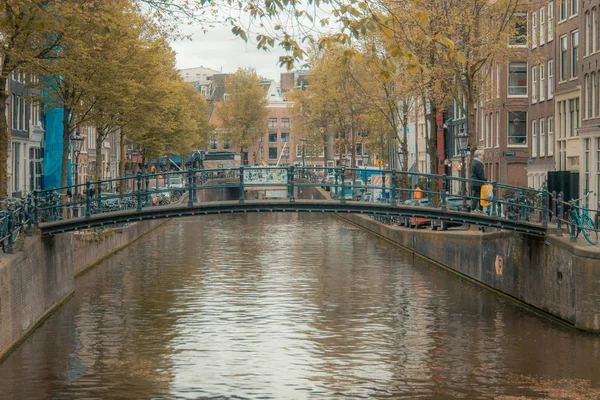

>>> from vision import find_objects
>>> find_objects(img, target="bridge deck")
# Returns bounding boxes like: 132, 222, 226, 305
38, 199, 548, 236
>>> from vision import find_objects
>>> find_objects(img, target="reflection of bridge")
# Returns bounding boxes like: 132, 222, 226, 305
32, 166, 578, 240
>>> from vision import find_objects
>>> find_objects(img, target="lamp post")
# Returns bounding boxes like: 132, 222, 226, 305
70, 132, 84, 197
455, 126, 469, 210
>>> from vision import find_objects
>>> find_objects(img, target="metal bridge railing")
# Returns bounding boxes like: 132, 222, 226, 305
20, 166, 596, 245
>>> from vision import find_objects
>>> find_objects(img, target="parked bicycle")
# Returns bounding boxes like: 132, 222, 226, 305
568, 191, 598, 245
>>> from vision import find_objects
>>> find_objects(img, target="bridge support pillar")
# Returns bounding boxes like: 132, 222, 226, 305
239, 167, 245, 204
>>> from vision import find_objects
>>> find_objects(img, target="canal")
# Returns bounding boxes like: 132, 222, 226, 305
1, 214, 600, 399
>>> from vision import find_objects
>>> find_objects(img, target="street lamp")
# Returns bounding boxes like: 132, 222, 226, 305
70, 132, 84, 197
455, 125, 469, 210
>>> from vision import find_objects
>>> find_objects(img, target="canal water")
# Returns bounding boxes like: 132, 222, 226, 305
1, 214, 600, 399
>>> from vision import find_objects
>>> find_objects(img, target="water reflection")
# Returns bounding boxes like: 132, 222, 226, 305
1, 214, 600, 399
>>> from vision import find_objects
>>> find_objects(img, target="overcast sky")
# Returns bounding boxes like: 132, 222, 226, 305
170, 23, 293, 82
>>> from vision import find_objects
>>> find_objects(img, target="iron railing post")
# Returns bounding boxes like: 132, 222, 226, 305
136, 174, 143, 212
520, 188, 527, 221
86, 181, 92, 218
441, 178, 447, 212
97, 181, 102, 212
26, 196, 32, 235
340, 166, 346, 204
491, 182, 497, 217
5, 212, 14, 254
334, 170, 339, 198
192, 171, 197, 202
145, 174, 150, 205
426, 176, 431, 204
542, 190, 549, 228
288, 166, 295, 202
239, 166, 245, 203
551, 191, 557, 223
381, 171, 386, 203
33, 190, 39, 226
556, 192, 563, 236
391, 171, 397, 206
187, 169, 194, 207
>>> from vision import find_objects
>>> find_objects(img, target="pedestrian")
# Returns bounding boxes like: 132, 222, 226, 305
89, 185, 96, 199
470, 149, 486, 212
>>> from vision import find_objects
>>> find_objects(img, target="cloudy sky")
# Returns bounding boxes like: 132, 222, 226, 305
171, 23, 296, 81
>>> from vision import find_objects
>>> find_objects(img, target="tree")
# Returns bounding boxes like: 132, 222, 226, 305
215, 68, 269, 165
0, 0, 63, 196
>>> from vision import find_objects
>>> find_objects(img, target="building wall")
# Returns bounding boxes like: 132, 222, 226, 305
579, 0, 600, 209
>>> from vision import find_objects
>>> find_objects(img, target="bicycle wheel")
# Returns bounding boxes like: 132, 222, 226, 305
580, 215, 599, 245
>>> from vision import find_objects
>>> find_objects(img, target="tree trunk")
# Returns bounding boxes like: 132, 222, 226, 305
95, 128, 103, 181
119, 130, 126, 194
0, 77, 10, 197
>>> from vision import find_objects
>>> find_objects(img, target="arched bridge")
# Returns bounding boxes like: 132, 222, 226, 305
30, 166, 563, 238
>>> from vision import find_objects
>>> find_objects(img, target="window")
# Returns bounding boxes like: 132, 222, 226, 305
571, 0, 578, 17
282, 147, 290, 159
296, 144, 302, 157
223, 139, 230, 150
11, 94, 17, 130
510, 12, 528, 46
508, 111, 527, 146
548, 117, 554, 155
594, 8, 598, 52
496, 111, 500, 147
356, 142, 363, 155
540, 118, 546, 157
268, 147, 277, 159
593, 72, 598, 118
560, 35, 568, 81
508, 62, 528, 96
540, 63, 546, 101
571, 30, 579, 78
259, 146, 264, 160
280, 132, 290, 142
584, 139, 590, 203
532, 120, 538, 157
532, 66, 538, 103
210, 137, 217, 149
548, 1, 555, 41
569, 98, 576, 136
496, 64, 501, 98
532, 11, 538, 48
223, 94, 230, 101
268, 132, 277, 142
268, 118, 278, 128
548, 59, 554, 98
586, 12, 591, 56
13, 143, 20, 192
280, 118, 290, 128
560, 0, 567, 21
540, 7, 546, 45
585, 74, 590, 119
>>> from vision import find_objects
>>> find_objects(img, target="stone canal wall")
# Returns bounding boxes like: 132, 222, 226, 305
337, 213, 600, 333
0, 234, 74, 361
0, 219, 168, 361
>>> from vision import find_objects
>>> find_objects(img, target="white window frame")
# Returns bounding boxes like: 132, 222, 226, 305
560, 0, 567, 22
508, 111, 528, 147
532, 66, 538, 103
496, 111, 500, 148
532, 119, 538, 157
548, 59, 554, 98
496, 63, 501, 98
586, 11, 591, 56
594, 8, 598, 53
532, 11, 538, 48
540, 63, 546, 102
540, 7, 546, 45
508, 62, 528, 97
585, 74, 590, 119
559, 35, 567, 82
548, 1, 555, 41
593, 72, 598, 118
571, 0, 578, 18
540, 118, 546, 157
571, 30, 579, 79
546, 117, 554, 156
